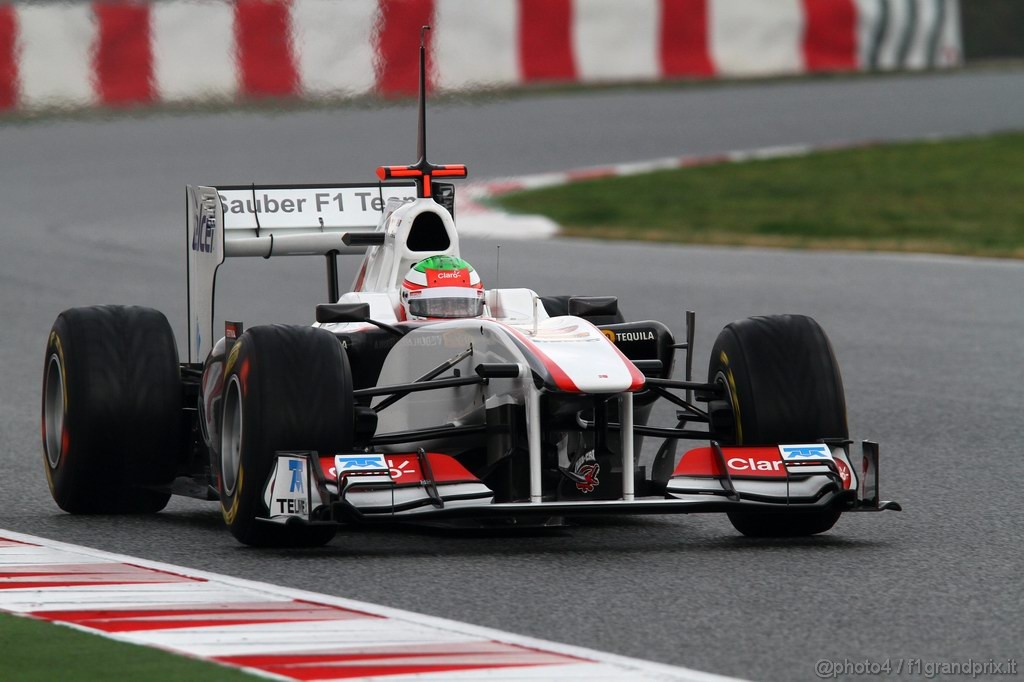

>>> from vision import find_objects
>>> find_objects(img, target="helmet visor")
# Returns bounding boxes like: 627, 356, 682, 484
407, 287, 484, 319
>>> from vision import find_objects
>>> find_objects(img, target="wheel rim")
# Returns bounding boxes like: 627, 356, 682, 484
43, 354, 65, 469
221, 376, 243, 496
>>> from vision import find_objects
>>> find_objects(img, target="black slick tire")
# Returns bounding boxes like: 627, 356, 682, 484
708, 314, 848, 537
218, 325, 353, 547
42, 305, 182, 514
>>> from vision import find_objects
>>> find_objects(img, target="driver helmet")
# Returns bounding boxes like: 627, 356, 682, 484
400, 255, 484, 320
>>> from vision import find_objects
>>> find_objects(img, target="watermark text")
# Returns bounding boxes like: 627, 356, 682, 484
815, 658, 1017, 679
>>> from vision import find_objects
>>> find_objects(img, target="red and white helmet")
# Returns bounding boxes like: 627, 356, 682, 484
400, 255, 484, 320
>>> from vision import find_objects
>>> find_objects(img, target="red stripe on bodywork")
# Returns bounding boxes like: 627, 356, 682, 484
0, 6, 16, 110
519, 0, 576, 82
94, 2, 153, 106
801, 0, 857, 72
376, 0, 434, 97
499, 323, 580, 393
605, 339, 647, 392
235, 0, 299, 98
660, 0, 715, 78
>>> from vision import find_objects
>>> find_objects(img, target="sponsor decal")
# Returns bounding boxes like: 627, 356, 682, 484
443, 331, 476, 349
288, 460, 304, 494
576, 463, 600, 493
614, 329, 656, 342
276, 497, 308, 516
334, 453, 388, 473
724, 448, 787, 479
217, 188, 416, 230
325, 453, 479, 486
672, 446, 787, 479
727, 457, 784, 473
779, 444, 833, 462
601, 329, 616, 342
191, 206, 216, 253
219, 192, 400, 216
263, 456, 311, 519
388, 456, 422, 482
327, 455, 423, 484
834, 456, 853, 490
426, 268, 470, 286
405, 334, 443, 348
568, 451, 600, 494
225, 193, 320, 215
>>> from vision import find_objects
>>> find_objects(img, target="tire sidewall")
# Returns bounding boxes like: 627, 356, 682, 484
218, 336, 266, 541
42, 315, 80, 510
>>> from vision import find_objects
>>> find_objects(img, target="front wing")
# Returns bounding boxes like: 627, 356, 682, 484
257, 442, 900, 528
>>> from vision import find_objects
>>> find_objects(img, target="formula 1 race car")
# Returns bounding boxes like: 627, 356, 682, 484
40, 34, 899, 546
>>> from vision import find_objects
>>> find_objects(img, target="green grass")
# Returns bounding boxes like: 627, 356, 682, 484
494, 133, 1024, 258
0, 612, 255, 681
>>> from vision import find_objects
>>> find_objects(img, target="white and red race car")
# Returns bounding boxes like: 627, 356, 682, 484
41, 35, 899, 547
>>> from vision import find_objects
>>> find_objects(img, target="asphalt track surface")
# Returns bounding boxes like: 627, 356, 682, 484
3, 69, 1023, 680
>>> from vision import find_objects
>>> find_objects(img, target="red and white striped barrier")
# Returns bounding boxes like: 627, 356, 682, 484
0, 0, 960, 114
0, 531, 735, 681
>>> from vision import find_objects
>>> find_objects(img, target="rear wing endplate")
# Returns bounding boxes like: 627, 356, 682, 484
185, 182, 443, 363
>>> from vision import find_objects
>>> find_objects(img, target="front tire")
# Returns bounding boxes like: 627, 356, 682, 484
42, 306, 182, 514
217, 325, 353, 547
708, 314, 847, 537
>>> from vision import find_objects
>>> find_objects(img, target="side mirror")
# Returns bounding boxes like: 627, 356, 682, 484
568, 296, 619, 318
317, 303, 405, 337
316, 303, 371, 324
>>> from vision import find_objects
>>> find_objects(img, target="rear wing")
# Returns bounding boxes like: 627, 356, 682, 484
185, 183, 453, 363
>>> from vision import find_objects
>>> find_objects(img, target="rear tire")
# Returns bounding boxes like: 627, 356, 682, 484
708, 315, 847, 537
217, 325, 352, 547
42, 306, 182, 514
